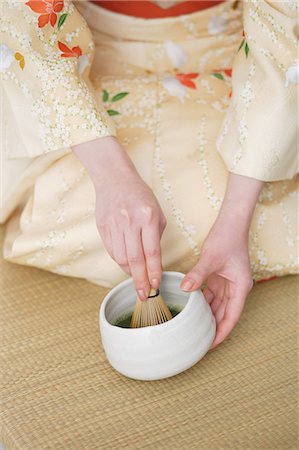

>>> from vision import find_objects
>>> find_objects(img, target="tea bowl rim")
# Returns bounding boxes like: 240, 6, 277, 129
99, 270, 204, 333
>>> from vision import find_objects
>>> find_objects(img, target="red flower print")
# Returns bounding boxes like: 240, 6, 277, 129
58, 41, 82, 58
175, 73, 199, 90
25, 0, 64, 28
211, 68, 232, 78
224, 69, 232, 77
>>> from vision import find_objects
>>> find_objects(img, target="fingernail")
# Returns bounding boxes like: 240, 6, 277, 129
151, 278, 160, 289
137, 289, 147, 301
180, 279, 195, 291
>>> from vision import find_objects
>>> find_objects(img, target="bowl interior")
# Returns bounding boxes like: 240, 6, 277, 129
104, 272, 191, 326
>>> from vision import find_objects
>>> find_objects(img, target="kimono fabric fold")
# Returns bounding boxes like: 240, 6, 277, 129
2, 0, 298, 287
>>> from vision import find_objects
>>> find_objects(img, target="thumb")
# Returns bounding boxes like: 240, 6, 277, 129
180, 257, 212, 291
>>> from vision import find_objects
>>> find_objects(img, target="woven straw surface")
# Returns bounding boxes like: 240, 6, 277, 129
1, 228, 298, 449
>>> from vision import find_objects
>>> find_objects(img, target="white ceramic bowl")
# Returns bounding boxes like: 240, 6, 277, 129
99, 271, 216, 381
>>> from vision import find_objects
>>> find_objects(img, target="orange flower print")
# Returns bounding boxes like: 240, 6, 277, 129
162, 72, 200, 100
25, 0, 64, 28
211, 68, 232, 80
210, 68, 233, 97
223, 69, 232, 77
58, 41, 82, 58
175, 73, 199, 90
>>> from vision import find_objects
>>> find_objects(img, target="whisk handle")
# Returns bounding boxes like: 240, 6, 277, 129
147, 288, 160, 298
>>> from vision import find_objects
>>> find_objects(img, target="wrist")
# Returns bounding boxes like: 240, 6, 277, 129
72, 136, 137, 188
213, 209, 251, 240
213, 172, 264, 238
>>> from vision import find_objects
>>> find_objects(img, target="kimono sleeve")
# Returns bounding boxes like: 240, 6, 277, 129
216, 0, 298, 182
0, 0, 117, 158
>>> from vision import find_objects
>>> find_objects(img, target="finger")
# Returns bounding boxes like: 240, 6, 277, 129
159, 216, 167, 237
110, 224, 131, 274
210, 283, 247, 349
214, 282, 230, 323
203, 286, 214, 304
215, 295, 229, 323
101, 227, 131, 275
121, 265, 131, 276
210, 281, 226, 315
210, 296, 222, 315
180, 257, 212, 291
141, 223, 163, 289
99, 227, 115, 261
124, 227, 150, 301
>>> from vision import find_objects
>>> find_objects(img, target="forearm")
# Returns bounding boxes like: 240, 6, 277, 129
72, 136, 138, 189
214, 173, 264, 238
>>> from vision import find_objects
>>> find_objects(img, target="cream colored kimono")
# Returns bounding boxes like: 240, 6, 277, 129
0, 0, 298, 287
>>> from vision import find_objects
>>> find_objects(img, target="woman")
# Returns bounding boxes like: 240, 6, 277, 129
0, 0, 298, 348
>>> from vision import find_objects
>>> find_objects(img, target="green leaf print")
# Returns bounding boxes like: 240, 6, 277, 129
103, 90, 129, 116
212, 73, 225, 80
58, 13, 68, 30
238, 38, 245, 52
245, 42, 250, 58
102, 89, 109, 102
111, 92, 129, 102
107, 109, 120, 116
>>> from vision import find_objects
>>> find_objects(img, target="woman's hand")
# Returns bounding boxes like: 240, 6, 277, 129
180, 173, 264, 348
180, 220, 253, 349
73, 136, 167, 300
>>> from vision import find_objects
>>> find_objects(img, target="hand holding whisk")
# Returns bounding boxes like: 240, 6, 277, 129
130, 286, 173, 328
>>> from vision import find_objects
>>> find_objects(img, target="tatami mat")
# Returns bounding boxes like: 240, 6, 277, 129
0, 227, 298, 449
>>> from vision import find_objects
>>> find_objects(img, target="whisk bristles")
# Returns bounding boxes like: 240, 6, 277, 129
130, 288, 173, 328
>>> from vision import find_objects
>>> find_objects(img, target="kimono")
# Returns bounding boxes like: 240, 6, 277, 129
0, 0, 298, 287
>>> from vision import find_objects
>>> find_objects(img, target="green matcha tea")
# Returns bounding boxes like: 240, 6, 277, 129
114, 305, 183, 328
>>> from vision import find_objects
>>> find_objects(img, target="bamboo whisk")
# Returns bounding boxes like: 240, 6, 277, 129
130, 287, 173, 328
